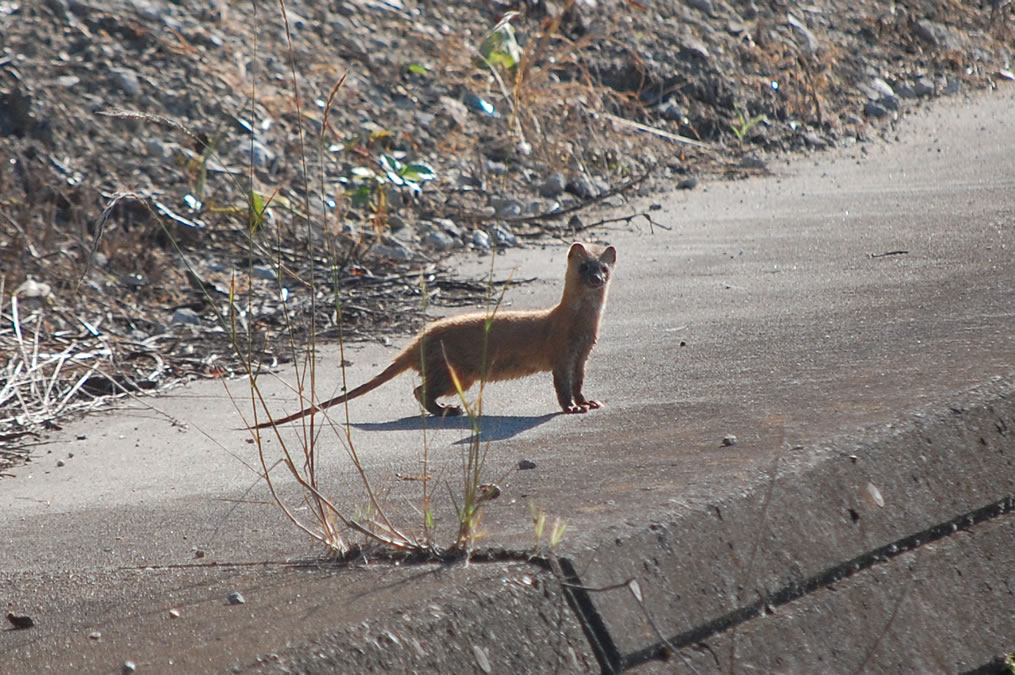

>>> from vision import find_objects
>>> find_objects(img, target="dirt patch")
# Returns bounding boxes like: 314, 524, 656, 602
1, 0, 1012, 464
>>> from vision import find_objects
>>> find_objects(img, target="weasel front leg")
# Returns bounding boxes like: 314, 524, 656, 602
554, 362, 598, 414
569, 353, 603, 412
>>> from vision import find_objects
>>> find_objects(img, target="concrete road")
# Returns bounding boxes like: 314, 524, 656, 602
2, 88, 1013, 673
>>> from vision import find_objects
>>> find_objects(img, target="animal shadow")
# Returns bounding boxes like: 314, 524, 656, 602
352, 412, 558, 443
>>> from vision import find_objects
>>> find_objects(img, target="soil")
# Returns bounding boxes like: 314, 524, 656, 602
1, 0, 1013, 466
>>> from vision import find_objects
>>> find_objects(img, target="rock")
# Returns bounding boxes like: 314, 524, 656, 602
518, 459, 537, 470
171, 308, 201, 325
236, 139, 274, 169
370, 242, 413, 261
659, 99, 685, 122
870, 77, 895, 99
863, 102, 889, 118
803, 132, 827, 149
879, 95, 900, 111
435, 218, 462, 237
491, 197, 522, 218
492, 223, 517, 247
423, 229, 455, 251
566, 175, 598, 199
912, 77, 934, 97
539, 172, 566, 198
6, 613, 34, 629
786, 13, 819, 55
679, 35, 711, 60
471, 229, 492, 249
386, 214, 407, 232
109, 67, 141, 97
227, 591, 245, 605
676, 176, 699, 190
685, 0, 715, 17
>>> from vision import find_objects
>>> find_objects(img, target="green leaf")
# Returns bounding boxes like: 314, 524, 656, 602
249, 190, 266, 231
401, 163, 436, 183
477, 21, 522, 70
348, 184, 373, 207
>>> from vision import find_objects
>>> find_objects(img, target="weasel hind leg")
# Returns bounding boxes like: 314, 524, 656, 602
414, 364, 467, 416
414, 385, 463, 416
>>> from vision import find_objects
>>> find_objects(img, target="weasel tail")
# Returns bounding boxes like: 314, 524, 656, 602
251, 242, 616, 428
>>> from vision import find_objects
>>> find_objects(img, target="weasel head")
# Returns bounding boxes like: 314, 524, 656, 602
566, 242, 617, 295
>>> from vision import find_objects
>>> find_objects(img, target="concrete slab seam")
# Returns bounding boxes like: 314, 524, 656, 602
618, 494, 1015, 670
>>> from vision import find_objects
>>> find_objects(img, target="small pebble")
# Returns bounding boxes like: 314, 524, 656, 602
227, 591, 245, 605
518, 459, 537, 470
720, 434, 737, 447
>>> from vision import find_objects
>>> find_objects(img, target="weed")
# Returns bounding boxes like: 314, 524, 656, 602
731, 106, 766, 142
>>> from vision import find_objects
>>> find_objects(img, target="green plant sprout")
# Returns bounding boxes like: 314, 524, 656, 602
731, 106, 766, 142
477, 11, 522, 71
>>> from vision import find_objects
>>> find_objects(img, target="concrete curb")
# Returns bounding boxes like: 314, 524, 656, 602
241, 376, 1014, 673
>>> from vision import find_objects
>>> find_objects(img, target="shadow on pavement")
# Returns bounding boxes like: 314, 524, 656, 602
352, 413, 558, 442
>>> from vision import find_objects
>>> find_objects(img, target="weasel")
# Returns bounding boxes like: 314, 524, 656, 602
252, 242, 616, 427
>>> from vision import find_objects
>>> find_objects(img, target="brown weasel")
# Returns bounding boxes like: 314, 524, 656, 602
252, 242, 616, 427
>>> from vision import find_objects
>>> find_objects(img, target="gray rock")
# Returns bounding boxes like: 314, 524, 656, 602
109, 67, 141, 97
895, 83, 917, 99
370, 242, 413, 261
492, 223, 517, 247
913, 77, 935, 97
171, 308, 201, 325
870, 77, 895, 99
491, 197, 522, 218
659, 100, 685, 122
423, 229, 455, 251
863, 102, 889, 118
471, 229, 492, 249
679, 35, 711, 60
685, 0, 715, 17
880, 95, 900, 111
227, 591, 245, 605
786, 13, 818, 55
237, 139, 274, 168
435, 218, 462, 237
251, 265, 276, 281
539, 173, 566, 198
566, 175, 598, 199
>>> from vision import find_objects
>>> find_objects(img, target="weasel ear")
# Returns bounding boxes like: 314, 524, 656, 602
568, 242, 589, 260
599, 246, 617, 265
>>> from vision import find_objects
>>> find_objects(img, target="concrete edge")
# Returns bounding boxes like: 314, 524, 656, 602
233, 374, 1015, 673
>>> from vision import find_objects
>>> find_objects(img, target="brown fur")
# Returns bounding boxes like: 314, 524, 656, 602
252, 242, 616, 427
